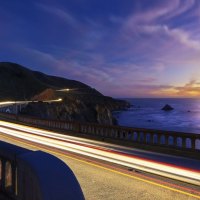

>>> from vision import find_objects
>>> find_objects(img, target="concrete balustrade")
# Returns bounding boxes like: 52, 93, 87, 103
0, 141, 84, 200
0, 112, 200, 156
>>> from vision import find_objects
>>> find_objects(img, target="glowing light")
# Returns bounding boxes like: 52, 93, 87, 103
0, 101, 15, 105
0, 120, 200, 186
44, 98, 63, 103
0, 98, 63, 107
56, 88, 70, 92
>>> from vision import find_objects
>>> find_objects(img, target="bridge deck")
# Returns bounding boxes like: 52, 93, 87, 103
1, 133, 200, 200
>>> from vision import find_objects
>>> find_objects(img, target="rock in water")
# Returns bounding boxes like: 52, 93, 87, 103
162, 104, 174, 111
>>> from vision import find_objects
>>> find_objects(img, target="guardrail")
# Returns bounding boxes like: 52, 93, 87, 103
0, 112, 200, 155
0, 141, 84, 200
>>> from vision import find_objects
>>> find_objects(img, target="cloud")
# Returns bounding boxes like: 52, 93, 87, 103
36, 3, 79, 28
168, 28, 200, 50
7, 45, 65, 74
175, 80, 200, 96
163, 0, 196, 20
6, 43, 200, 98
119, 0, 200, 52
3, 1, 200, 98
23, 48, 61, 67
105, 5, 200, 81
138, 24, 200, 50
124, 1, 178, 26
124, 0, 197, 27
108, 80, 200, 98
149, 80, 200, 97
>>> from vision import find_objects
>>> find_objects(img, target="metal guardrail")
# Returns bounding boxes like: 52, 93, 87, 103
0, 141, 84, 200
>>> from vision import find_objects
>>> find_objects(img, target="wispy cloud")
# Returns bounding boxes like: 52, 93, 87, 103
163, 0, 196, 20
36, 3, 79, 28
169, 28, 200, 50
175, 80, 200, 96
137, 24, 200, 50
149, 80, 200, 97
123, 0, 197, 27
1, 1, 200, 97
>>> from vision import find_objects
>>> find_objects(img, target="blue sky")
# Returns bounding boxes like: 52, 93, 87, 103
1, 0, 200, 97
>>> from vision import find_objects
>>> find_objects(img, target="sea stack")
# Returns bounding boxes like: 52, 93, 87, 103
162, 104, 174, 111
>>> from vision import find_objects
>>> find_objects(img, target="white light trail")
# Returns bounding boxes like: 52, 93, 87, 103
0, 98, 62, 107
0, 120, 200, 186
56, 88, 70, 92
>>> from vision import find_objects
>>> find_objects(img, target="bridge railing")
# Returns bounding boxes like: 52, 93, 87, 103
0, 141, 84, 200
0, 112, 200, 154
77, 122, 200, 151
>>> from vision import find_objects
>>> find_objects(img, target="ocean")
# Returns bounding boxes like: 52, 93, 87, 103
114, 98, 200, 134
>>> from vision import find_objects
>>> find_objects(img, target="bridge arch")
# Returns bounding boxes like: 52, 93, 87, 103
196, 139, 200, 150
186, 138, 192, 148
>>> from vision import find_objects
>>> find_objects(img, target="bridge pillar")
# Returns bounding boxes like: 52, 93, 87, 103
182, 137, 186, 148
11, 163, 17, 195
157, 135, 161, 145
165, 136, 169, 146
191, 139, 196, 150
1, 159, 6, 191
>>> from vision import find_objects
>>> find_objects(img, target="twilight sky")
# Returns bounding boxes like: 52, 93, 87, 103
1, 0, 200, 98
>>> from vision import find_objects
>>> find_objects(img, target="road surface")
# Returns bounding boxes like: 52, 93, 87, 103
0, 120, 200, 200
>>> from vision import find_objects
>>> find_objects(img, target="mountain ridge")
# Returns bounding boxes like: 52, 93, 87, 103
0, 62, 129, 125
0, 62, 101, 100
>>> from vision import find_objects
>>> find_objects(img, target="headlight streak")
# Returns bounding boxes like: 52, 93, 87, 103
0, 120, 200, 186
0, 98, 62, 107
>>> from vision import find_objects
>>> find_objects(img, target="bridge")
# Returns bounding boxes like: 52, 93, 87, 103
0, 101, 28, 114
0, 99, 62, 114
0, 141, 84, 200
0, 112, 200, 199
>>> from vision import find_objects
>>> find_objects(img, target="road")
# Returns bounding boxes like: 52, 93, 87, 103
0, 120, 200, 200
0, 98, 62, 107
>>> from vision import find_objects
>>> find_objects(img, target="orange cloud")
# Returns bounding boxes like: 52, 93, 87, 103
153, 80, 200, 97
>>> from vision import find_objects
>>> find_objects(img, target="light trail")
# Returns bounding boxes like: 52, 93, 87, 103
0, 120, 200, 186
0, 98, 62, 107
1, 132, 200, 200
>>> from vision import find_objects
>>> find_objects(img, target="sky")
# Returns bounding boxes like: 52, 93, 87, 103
1, 0, 200, 98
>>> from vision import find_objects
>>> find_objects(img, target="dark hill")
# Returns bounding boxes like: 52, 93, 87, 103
0, 62, 130, 125
0, 62, 101, 100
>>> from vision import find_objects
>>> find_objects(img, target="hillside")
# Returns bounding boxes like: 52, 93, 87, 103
0, 62, 130, 125
0, 62, 100, 101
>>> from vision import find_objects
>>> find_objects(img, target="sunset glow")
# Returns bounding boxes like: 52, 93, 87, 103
0, 0, 200, 97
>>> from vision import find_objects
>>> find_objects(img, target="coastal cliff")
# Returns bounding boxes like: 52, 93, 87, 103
0, 62, 130, 125
21, 88, 129, 125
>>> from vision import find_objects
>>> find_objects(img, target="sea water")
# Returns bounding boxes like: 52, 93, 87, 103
114, 98, 200, 134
